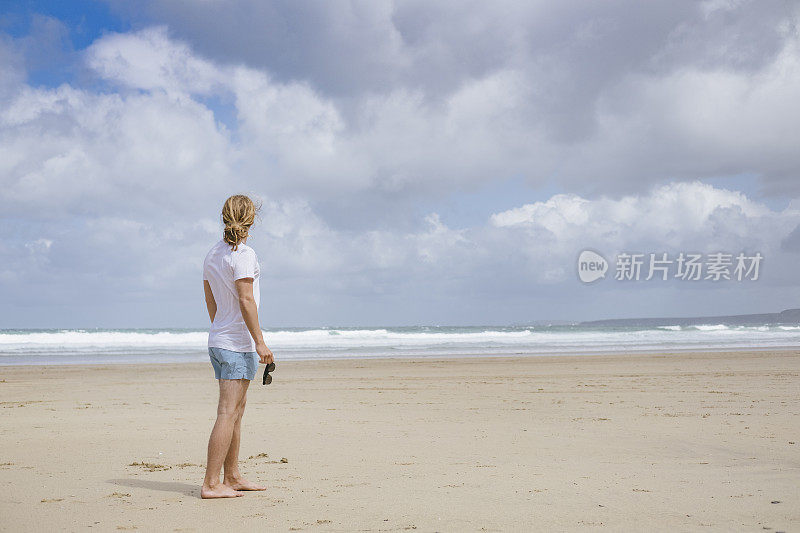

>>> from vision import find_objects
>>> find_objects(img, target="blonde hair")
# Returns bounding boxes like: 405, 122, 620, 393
221, 195, 259, 251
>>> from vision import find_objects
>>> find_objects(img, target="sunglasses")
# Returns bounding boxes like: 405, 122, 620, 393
262, 362, 276, 385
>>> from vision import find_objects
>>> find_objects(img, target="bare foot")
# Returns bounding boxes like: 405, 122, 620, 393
224, 477, 267, 491
201, 483, 245, 499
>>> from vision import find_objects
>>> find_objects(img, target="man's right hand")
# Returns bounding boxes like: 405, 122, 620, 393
256, 341, 274, 365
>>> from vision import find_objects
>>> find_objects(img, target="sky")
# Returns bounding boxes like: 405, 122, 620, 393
1, 0, 799, 328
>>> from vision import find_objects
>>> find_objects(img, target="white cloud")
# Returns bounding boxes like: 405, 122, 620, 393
84, 28, 543, 198
488, 181, 800, 283
0, 84, 234, 216
86, 26, 224, 96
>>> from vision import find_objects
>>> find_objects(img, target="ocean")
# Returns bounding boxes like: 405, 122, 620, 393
0, 324, 798, 366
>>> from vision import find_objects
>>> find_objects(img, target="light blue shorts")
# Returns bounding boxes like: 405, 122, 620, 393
208, 347, 258, 380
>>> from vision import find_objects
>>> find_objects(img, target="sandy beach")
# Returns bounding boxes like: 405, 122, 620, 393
0, 350, 798, 531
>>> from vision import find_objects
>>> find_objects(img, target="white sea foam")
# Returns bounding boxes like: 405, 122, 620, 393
690, 324, 729, 331
0, 325, 797, 365
0, 330, 207, 348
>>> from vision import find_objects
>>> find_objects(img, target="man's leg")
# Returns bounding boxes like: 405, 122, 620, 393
201, 379, 248, 498
223, 380, 267, 491
221, 380, 248, 482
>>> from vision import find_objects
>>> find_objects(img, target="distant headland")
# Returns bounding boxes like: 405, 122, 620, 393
579, 308, 800, 327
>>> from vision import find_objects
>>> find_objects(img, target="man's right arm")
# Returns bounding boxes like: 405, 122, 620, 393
235, 278, 274, 364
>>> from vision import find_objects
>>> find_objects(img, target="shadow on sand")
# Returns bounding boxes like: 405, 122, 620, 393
107, 478, 199, 498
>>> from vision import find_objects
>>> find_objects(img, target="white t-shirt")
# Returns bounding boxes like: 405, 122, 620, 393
203, 239, 261, 352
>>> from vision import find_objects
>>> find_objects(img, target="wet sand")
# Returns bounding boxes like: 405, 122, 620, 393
0, 350, 798, 531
